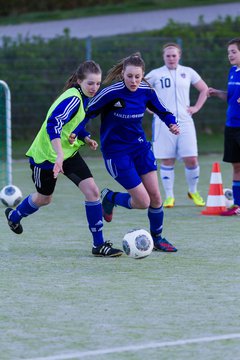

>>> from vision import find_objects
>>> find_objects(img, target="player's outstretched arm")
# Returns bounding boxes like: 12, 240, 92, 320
208, 87, 227, 101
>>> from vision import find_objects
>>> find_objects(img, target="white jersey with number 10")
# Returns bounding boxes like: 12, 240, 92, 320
147, 64, 201, 124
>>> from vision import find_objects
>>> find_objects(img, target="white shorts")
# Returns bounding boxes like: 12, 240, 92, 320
152, 116, 198, 159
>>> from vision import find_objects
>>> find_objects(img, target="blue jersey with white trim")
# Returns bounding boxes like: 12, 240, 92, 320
226, 66, 240, 127
81, 80, 177, 155
47, 96, 80, 140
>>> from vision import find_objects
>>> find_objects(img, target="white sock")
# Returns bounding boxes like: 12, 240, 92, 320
160, 164, 174, 198
185, 166, 199, 193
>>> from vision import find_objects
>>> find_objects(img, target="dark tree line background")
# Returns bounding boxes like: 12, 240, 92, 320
0, 14, 239, 145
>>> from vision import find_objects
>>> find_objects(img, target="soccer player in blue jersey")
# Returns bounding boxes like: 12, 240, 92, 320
71, 53, 180, 252
208, 38, 240, 216
4, 60, 123, 257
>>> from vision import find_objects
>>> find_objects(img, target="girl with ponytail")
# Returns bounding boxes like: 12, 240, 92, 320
5, 60, 123, 257
71, 53, 180, 252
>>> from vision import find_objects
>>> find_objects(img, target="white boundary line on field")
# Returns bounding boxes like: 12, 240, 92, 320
23, 333, 240, 360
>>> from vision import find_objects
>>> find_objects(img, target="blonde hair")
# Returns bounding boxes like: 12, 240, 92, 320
103, 52, 149, 84
162, 42, 182, 55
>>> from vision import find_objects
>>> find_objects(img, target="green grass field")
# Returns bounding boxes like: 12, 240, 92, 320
1, 154, 240, 360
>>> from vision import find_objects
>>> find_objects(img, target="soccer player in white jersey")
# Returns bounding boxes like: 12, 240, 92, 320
146, 42, 208, 208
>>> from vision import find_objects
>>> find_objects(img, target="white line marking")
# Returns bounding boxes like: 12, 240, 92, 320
22, 333, 240, 360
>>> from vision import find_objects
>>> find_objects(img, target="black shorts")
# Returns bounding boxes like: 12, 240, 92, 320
223, 126, 240, 163
30, 152, 93, 195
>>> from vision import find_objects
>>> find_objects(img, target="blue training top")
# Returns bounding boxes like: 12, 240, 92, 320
226, 66, 240, 127
76, 80, 177, 156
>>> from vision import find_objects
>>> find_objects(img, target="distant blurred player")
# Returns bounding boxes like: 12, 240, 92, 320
146, 42, 208, 208
208, 37, 240, 216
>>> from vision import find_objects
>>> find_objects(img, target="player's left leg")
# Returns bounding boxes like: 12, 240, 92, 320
232, 163, 240, 206
5, 165, 55, 234
179, 122, 205, 206
221, 127, 240, 215
160, 161, 175, 208
5, 194, 41, 234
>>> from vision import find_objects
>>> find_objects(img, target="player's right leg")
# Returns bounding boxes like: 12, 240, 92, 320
101, 185, 147, 223
152, 120, 177, 207
64, 153, 123, 257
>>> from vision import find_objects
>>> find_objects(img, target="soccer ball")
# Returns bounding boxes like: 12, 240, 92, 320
223, 188, 233, 208
0, 185, 22, 207
122, 229, 154, 259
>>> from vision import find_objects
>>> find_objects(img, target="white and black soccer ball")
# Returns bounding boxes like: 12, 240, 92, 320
223, 188, 233, 208
123, 229, 154, 259
0, 185, 22, 207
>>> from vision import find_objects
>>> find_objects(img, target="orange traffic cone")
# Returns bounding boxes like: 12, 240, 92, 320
202, 162, 226, 215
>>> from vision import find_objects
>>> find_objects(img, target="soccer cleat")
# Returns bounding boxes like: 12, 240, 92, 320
163, 197, 175, 208
188, 191, 205, 206
5, 208, 23, 234
101, 188, 116, 222
221, 205, 240, 216
92, 241, 123, 257
153, 237, 177, 252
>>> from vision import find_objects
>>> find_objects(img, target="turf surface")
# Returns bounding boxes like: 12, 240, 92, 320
0, 155, 240, 359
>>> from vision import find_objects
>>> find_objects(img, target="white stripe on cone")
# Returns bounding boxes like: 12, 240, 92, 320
210, 172, 223, 184
206, 195, 226, 207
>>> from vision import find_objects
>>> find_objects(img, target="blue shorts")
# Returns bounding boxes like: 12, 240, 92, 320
103, 147, 157, 190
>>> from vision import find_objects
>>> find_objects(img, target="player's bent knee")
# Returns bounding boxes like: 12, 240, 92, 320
133, 198, 150, 209
83, 186, 100, 201
38, 196, 52, 207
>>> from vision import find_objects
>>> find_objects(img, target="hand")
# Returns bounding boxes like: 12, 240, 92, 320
208, 87, 217, 97
53, 154, 64, 178
187, 106, 198, 115
84, 136, 98, 151
53, 159, 64, 179
69, 133, 76, 144
207, 87, 227, 101
169, 124, 180, 135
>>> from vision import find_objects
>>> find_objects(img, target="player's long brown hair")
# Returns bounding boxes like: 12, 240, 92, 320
63, 60, 102, 91
103, 52, 150, 86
